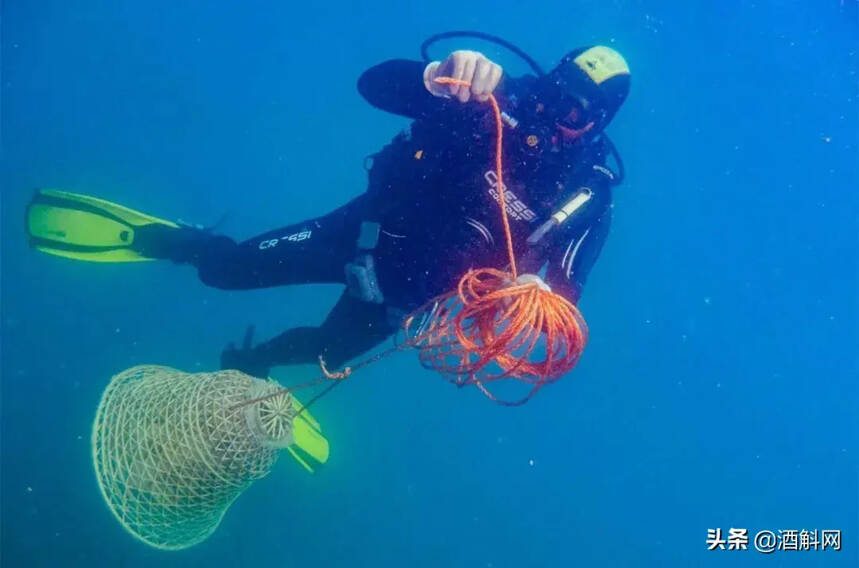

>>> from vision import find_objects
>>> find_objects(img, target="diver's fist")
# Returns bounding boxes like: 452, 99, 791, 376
423, 50, 503, 103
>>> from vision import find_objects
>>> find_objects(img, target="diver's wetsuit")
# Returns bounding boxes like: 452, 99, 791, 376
181, 59, 618, 373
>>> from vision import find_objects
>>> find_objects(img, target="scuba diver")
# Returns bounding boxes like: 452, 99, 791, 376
27, 38, 631, 379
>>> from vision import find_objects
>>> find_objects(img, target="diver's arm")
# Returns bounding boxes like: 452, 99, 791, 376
358, 59, 445, 119
542, 181, 613, 304
358, 52, 504, 118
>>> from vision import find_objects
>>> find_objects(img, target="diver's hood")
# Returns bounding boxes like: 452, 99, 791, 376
540, 46, 631, 133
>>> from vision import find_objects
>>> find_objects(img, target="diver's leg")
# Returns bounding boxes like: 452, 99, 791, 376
314, 292, 397, 368
222, 292, 396, 376
196, 198, 364, 290
136, 197, 364, 290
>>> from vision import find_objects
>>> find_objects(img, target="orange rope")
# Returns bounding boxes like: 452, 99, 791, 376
472, 83, 520, 279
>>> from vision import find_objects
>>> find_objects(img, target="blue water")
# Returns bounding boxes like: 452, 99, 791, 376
2, 1, 857, 566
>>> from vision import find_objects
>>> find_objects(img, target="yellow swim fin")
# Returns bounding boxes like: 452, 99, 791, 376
286, 394, 330, 473
26, 189, 179, 262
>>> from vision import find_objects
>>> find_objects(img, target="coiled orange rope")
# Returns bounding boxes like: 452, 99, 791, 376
402, 77, 589, 405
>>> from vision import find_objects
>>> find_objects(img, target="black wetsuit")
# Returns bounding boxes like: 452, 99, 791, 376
172, 60, 619, 374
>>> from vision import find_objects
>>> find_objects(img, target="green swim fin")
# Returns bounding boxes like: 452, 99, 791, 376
27, 189, 179, 262
288, 394, 330, 473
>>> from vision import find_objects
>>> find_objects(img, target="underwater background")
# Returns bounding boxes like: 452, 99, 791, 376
2, 1, 857, 566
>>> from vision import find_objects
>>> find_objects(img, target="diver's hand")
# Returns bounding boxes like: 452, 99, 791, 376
221, 325, 271, 379
514, 273, 551, 292
423, 50, 503, 103
502, 274, 552, 308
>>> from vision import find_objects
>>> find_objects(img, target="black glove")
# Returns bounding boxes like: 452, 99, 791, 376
220, 325, 272, 378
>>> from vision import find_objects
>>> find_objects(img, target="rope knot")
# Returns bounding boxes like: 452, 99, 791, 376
318, 356, 352, 380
